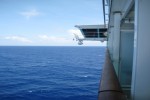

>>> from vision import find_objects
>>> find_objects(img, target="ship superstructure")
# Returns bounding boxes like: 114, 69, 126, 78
74, 25, 107, 45
74, 0, 150, 100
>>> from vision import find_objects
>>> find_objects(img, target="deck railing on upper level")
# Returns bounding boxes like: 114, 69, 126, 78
102, 0, 110, 28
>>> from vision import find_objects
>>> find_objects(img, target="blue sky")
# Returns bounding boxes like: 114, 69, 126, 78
0, 0, 106, 46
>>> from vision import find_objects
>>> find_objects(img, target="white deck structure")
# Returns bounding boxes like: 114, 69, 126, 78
74, 25, 107, 45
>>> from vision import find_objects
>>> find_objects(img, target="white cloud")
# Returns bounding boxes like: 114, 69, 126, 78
5, 36, 33, 43
38, 35, 50, 40
37, 35, 77, 46
68, 29, 84, 38
84, 41, 107, 46
20, 9, 40, 19
38, 35, 68, 41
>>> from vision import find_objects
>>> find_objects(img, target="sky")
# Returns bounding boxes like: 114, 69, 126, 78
0, 0, 106, 46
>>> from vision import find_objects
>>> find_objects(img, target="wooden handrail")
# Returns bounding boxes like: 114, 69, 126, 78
98, 50, 127, 100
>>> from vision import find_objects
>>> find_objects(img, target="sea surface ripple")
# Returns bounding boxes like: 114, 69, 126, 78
0, 46, 105, 100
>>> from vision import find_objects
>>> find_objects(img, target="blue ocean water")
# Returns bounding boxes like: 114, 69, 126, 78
0, 46, 105, 100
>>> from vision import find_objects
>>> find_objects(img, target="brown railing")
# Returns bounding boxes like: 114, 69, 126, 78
98, 50, 127, 100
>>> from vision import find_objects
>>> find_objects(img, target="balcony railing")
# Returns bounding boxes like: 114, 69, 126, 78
98, 49, 127, 100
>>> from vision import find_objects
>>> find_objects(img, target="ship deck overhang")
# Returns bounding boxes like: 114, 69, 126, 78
75, 25, 107, 41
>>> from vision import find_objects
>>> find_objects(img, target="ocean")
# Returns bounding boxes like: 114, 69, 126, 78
0, 46, 106, 100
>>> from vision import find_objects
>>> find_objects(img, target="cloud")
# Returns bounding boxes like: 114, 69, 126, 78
38, 35, 71, 43
20, 9, 40, 19
38, 35, 50, 40
5, 36, 33, 43
68, 29, 84, 38
37, 35, 78, 46
84, 41, 107, 46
